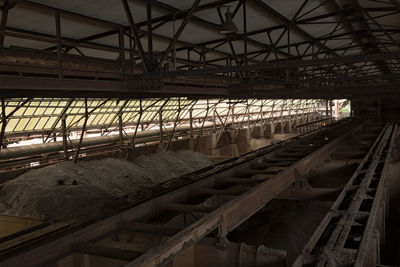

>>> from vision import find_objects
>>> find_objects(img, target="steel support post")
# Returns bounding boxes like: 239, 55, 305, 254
43, 98, 74, 143
189, 108, 193, 137
216, 103, 234, 145
0, 0, 9, 48
146, 0, 153, 71
121, 0, 149, 72
118, 112, 123, 146
73, 99, 88, 163
0, 98, 31, 150
242, 0, 248, 67
118, 27, 125, 74
165, 99, 181, 151
128, 29, 134, 73
350, 101, 353, 117
231, 105, 235, 126
61, 115, 68, 159
55, 12, 63, 78
334, 99, 339, 119
156, 0, 201, 71
194, 100, 210, 151
247, 99, 251, 128
132, 99, 143, 147
0, 98, 6, 150
187, 48, 191, 70
201, 45, 206, 69
325, 99, 329, 117
213, 107, 216, 131
159, 110, 163, 146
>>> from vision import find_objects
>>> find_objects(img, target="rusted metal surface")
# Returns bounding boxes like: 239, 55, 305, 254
0, 119, 360, 267
293, 123, 397, 267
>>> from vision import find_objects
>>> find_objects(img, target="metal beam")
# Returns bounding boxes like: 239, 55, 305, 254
121, 0, 149, 72
156, 0, 201, 71
146, 0, 153, 71
0, 0, 9, 48
253, 0, 339, 58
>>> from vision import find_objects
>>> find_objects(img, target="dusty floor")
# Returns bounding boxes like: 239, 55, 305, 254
228, 200, 332, 265
0, 149, 212, 223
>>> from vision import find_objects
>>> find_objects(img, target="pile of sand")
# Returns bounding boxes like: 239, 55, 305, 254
0, 149, 212, 222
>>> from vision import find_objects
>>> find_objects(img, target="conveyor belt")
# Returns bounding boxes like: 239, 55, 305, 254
0, 119, 366, 267
293, 123, 397, 267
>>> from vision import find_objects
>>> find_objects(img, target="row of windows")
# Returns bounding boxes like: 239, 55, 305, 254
1, 98, 321, 135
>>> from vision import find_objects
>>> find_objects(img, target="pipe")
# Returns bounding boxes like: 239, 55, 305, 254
0, 125, 191, 161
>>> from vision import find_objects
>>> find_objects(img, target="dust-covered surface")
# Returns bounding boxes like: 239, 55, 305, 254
0, 149, 212, 222
228, 200, 332, 265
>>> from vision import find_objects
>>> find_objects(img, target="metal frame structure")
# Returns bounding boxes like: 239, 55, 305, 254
0, 97, 322, 146
0, 0, 398, 99
294, 123, 397, 266
0, 119, 361, 267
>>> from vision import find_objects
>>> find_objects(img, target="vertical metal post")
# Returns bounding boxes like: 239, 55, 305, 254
165, 98, 181, 151
350, 100, 353, 117
231, 104, 234, 126
325, 99, 329, 117
202, 45, 206, 69
243, 0, 248, 67
119, 27, 126, 74
55, 12, 63, 78
187, 49, 191, 70
132, 99, 143, 147
225, 57, 229, 79
0, 98, 7, 150
0, 0, 9, 48
62, 114, 68, 159
147, 0, 153, 71
118, 112, 123, 146
287, 25, 290, 58
194, 100, 210, 151
329, 99, 333, 121
121, 0, 149, 72
189, 108, 193, 137
173, 14, 177, 70
334, 99, 339, 119
271, 100, 275, 120
247, 99, 250, 128
129, 28, 134, 73
213, 106, 216, 131
73, 99, 88, 163
159, 108, 163, 145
